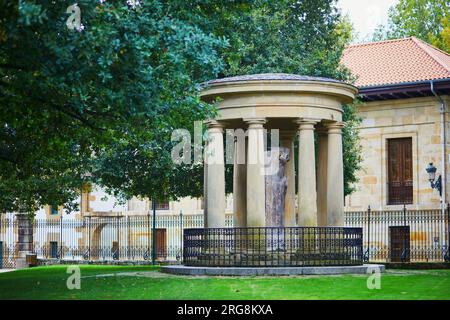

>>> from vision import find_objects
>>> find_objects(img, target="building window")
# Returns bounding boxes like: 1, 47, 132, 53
50, 241, 58, 258
387, 137, 413, 205
50, 206, 59, 215
151, 201, 170, 210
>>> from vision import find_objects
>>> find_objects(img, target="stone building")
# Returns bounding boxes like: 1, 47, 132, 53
341, 37, 450, 211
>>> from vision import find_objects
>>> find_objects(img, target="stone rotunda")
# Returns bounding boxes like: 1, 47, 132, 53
200, 73, 357, 229
162, 74, 385, 275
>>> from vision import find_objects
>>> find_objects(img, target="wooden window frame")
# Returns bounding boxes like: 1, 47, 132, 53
381, 132, 418, 208
387, 137, 413, 205
151, 201, 170, 211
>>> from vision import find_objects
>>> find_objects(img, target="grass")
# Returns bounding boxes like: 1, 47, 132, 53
0, 265, 449, 300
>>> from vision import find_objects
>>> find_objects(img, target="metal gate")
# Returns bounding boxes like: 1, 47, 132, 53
1, 215, 18, 268
0, 242, 16, 269
389, 226, 410, 262
345, 205, 448, 262
155, 228, 167, 260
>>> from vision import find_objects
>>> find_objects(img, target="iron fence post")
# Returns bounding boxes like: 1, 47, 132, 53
88, 216, 91, 260
365, 205, 371, 262
146, 209, 151, 260
115, 216, 120, 260
59, 214, 63, 259
0, 218, 2, 269
446, 203, 450, 262
126, 216, 130, 260
401, 203, 407, 262
152, 199, 157, 264
179, 210, 183, 261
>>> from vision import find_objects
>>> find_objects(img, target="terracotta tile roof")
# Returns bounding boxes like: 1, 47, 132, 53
341, 37, 450, 87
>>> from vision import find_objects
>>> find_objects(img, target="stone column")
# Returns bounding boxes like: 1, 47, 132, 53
245, 118, 266, 227
233, 132, 247, 227
204, 120, 226, 228
296, 118, 319, 227
280, 130, 296, 226
203, 151, 208, 227
317, 127, 328, 226
325, 122, 345, 226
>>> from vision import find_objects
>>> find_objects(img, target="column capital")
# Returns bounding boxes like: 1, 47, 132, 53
294, 117, 320, 130
243, 117, 266, 128
324, 121, 345, 134
205, 120, 225, 132
316, 126, 328, 135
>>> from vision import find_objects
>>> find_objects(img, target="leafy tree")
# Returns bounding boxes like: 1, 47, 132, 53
219, 0, 361, 196
373, 0, 450, 52
0, 0, 229, 212
342, 102, 363, 196
218, 0, 352, 80
0, 0, 362, 214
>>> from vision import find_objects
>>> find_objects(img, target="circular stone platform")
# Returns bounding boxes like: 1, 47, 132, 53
161, 264, 385, 276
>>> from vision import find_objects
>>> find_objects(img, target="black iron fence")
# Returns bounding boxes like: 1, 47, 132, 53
0, 213, 225, 266
183, 227, 363, 267
0, 216, 17, 268
1, 205, 449, 267
345, 204, 450, 263
31, 215, 189, 261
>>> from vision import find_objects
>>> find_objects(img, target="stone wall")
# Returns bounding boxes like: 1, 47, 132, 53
345, 96, 450, 211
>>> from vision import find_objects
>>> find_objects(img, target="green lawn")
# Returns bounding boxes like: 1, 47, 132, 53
0, 265, 449, 300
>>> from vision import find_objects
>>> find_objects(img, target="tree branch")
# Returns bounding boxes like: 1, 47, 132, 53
0, 63, 29, 71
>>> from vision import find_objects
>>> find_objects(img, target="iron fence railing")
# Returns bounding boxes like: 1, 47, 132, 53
0, 213, 232, 265
345, 204, 450, 263
0, 216, 18, 268
183, 227, 363, 267
1, 205, 449, 266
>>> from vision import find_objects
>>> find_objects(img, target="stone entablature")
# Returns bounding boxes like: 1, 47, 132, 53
201, 73, 355, 128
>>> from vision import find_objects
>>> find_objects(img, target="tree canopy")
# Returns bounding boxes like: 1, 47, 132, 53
0, 0, 228, 211
0, 0, 361, 213
373, 0, 450, 52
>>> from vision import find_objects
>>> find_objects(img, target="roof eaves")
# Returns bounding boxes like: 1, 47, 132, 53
360, 76, 450, 88
359, 77, 450, 90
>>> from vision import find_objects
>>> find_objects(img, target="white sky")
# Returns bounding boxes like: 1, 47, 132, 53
337, 0, 399, 43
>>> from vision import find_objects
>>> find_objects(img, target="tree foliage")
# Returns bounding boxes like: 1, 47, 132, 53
0, 0, 362, 213
373, 0, 450, 52
220, 0, 361, 196
0, 0, 228, 211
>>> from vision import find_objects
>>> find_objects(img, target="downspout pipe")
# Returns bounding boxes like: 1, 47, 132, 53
430, 80, 447, 252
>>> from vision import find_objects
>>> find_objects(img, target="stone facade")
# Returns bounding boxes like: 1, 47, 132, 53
344, 96, 450, 211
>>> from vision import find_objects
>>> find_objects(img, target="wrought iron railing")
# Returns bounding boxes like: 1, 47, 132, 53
345, 204, 450, 263
1, 205, 449, 266
32, 245, 168, 261
0, 243, 18, 269
183, 227, 363, 267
